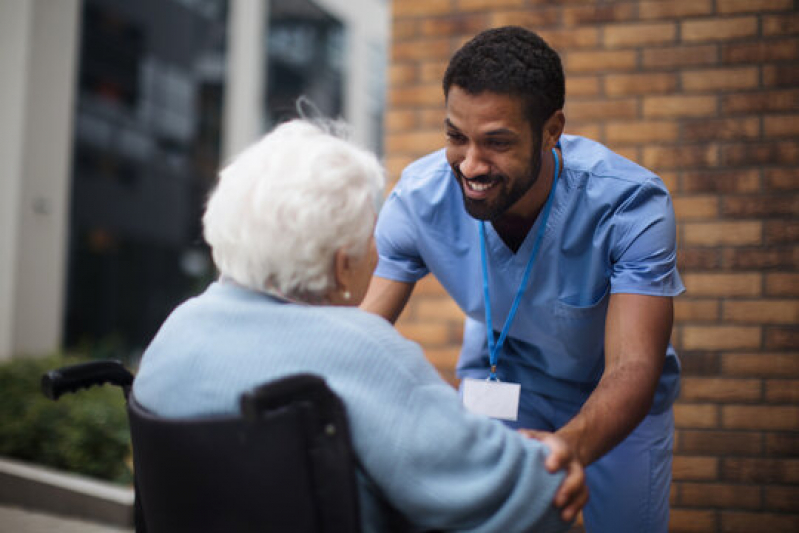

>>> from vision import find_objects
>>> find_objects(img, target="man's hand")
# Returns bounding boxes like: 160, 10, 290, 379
518, 429, 588, 523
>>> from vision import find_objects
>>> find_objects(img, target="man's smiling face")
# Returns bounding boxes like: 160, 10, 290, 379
445, 86, 543, 222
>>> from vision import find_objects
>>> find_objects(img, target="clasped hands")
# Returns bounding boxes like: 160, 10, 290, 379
517, 429, 589, 523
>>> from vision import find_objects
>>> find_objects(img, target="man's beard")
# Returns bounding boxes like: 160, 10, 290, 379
455, 150, 543, 221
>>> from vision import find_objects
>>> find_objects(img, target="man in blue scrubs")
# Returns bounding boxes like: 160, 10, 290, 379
362, 26, 684, 532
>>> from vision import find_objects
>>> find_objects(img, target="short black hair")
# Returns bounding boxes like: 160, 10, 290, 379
443, 26, 565, 130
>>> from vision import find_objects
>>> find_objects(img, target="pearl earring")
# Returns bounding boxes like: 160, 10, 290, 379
342, 290, 351, 301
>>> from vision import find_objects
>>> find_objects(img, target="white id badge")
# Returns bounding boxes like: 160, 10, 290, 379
461, 378, 521, 421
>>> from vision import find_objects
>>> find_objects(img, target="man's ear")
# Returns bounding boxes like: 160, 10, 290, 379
543, 110, 566, 152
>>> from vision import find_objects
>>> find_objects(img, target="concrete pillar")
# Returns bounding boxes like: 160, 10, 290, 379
222, 0, 268, 162
0, 0, 81, 360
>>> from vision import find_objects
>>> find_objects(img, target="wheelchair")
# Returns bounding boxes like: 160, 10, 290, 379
41, 360, 362, 532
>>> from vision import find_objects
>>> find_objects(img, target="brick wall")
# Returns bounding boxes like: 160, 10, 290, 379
385, 1, 799, 531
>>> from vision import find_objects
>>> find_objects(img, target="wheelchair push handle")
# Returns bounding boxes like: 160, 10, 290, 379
41, 360, 134, 400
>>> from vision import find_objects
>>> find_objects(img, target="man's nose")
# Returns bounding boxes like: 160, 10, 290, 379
459, 145, 490, 179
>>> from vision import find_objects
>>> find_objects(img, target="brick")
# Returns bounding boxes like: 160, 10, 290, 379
415, 297, 465, 322
764, 486, 799, 512
766, 379, 799, 403
766, 169, 799, 191
682, 273, 761, 297
723, 352, 799, 377
456, 0, 525, 11
766, 432, 799, 456
385, 110, 418, 132
393, 0, 453, 17
723, 247, 799, 270
660, 171, 678, 193
763, 13, 799, 36
642, 95, 717, 118
385, 155, 415, 182
763, 65, 799, 87
419, 14, 486, 37
537, 28, 599, 50
675, 299, 719, 321
681, 221, 762, 246
721, 141, 799, 167
679, 351, 721, 376
682, 16, 759, 43
677, 249, 722, 270
674, 404, 720, 428
722, 196, 799, 218
396, 321, 451, 346
766, 327, 799, 350
566, 123, 602, 141
605, 120, 679, 143
392, 38, 451, 62
643, 145, 718, 170
673, 196, 718, 220
681, 378, 762, 402
392, 19, 418, 40
765, 114, 799, 137
765, 221, 799, 245
389, 84, 445, 107
669, 508, 717, 532
604, 73, 677, 96
566, 50, 638, 73
385, 129, 445, 155
642, 44, 718, 68
672, 455, 719, 480
603, 22, 677, 48
722, 89, 799, 114
419, 108, 446, 128
682, 67, 759, 92
490, 9, 559, 28
722, 406, 799, 431
566, 99, 638, 121
566, 75, 601, 97
563, 4, 637, 26
639, 0, 713, 20
677, 430, 762, 455
723, 457, 799, 483
389, 63, 418, 85
717, 0, 795, 13
419, 61, 448, 83
720, 511, 799, 533
766, 273, 799, 296
682, 326, 761, 350
614, 146, 641, 164
682, 117, 760, 141
679, 482, 762, 509
723, 38, 799, 63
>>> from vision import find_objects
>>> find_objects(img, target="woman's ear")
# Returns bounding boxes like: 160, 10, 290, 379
332, 248, 352, 299
543, 110, 565, 152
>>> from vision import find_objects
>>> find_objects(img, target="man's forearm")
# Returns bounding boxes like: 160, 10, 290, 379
556, 359, 661, 466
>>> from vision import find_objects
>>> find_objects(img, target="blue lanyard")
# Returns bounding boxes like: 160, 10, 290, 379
479, 148, 560, 381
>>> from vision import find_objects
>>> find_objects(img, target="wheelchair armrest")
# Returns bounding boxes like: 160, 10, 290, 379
41, 360, 134, 400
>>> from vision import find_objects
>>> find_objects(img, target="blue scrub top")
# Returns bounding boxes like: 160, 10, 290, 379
375, 135, 685, 413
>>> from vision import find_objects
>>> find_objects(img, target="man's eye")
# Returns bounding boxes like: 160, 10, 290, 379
487, 139, 511, 149
446, 132, 466, 143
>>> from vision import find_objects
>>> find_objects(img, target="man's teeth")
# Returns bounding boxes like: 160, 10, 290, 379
466, 180, 492, 191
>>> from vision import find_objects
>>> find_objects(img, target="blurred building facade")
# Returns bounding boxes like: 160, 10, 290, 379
385, 2, 799, 532
0, 0, 387, 361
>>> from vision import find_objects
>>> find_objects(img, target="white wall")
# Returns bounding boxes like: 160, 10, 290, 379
0, 0, 80, 360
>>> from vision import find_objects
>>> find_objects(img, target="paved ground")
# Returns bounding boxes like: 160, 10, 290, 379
0, 505, 133, 533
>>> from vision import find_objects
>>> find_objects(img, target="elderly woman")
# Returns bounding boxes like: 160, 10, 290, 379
133, 120, 585, 532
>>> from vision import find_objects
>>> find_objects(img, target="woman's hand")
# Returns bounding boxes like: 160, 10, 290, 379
518, 429, 589, 523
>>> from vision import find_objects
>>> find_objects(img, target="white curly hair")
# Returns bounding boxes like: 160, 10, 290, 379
202, 119, 385, 302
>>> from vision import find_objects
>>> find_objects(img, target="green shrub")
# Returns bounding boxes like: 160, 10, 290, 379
0, 354, 132, 485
